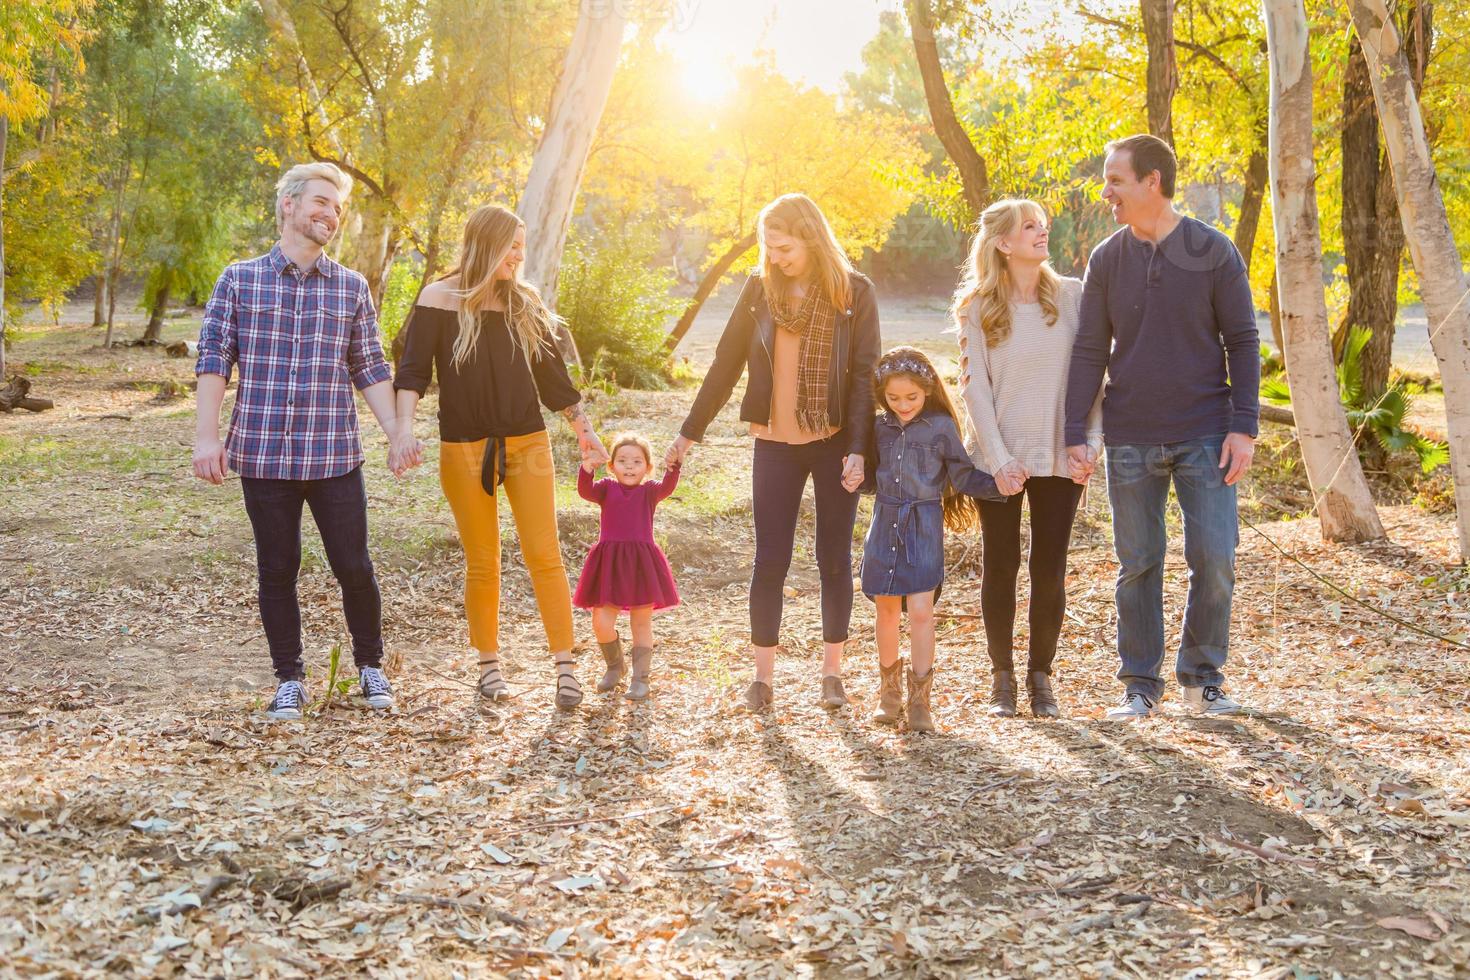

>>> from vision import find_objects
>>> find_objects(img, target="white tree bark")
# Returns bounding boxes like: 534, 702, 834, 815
519, 0, 628, 366
256, 0, 344, 160
1263, 0, 1384, 542
0, 111, 8, 380
1347, 0, 1470, 559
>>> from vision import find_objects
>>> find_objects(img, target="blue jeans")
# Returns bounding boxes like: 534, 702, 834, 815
1105, 437, 1237, 701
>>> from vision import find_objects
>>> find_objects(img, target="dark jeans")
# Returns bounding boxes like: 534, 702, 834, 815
750, 436, 860, 647
1105, 436, 1237, 701
240, 466, 384, 682
976, 476, 1083, 675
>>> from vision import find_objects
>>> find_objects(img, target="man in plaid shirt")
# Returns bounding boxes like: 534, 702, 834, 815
192, 162, 420, 720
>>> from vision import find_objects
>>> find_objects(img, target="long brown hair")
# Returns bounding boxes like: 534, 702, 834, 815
757, 193, 853, 312
440, 205, 561, 370
872, 346, 980, 532
951, 198, 1061, 348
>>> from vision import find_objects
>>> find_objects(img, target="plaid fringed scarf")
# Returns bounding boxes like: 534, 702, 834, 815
771, 287, 836, 433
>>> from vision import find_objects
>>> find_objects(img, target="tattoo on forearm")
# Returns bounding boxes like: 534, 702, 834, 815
562, 402, 591, 436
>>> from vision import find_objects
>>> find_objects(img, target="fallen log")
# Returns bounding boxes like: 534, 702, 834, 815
0, 376, 54, 413
1259, 403, 1295, 426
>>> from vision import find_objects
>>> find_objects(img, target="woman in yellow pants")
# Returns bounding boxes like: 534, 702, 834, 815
392, 205, 608, 708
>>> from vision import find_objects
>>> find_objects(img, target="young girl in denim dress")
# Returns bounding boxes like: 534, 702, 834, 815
852, 347, 1008, 732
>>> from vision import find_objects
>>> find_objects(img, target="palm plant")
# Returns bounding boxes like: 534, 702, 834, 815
1262, 328, 1448, 473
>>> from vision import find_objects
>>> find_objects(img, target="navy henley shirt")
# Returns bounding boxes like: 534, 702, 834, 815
1064, 215, 1260, 447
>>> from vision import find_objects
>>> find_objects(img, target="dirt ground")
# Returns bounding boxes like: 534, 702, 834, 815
2, 312, 1469, 978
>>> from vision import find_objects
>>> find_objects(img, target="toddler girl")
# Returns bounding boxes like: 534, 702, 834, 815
574, 432, 680, 700
853, 347, 1008, 731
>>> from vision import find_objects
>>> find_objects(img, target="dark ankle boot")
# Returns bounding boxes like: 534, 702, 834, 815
988, 670, 1017, 718
1027, 671, 1060, 718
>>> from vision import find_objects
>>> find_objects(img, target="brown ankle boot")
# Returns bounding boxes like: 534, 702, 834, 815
873, 659, 903, 725
988, 670, 1017, 718
905, 666, 935, 733
1027, 671, 1060, 718
596, 639, 624, 693
625, 646, 654, 701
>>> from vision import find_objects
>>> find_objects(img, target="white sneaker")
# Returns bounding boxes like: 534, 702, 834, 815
358, 667, 394, 710
1181, 685, 1243, 716
1103, 691, 1156, 721
265, 680, 307, 720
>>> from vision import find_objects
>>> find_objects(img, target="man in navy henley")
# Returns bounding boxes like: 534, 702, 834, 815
1064, 134, 1260, 720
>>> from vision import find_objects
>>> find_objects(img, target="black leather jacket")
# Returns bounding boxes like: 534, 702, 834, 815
679, 272, 882, 457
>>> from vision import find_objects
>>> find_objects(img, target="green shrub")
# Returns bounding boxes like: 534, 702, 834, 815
558, 226, 681, 389
378, 256, 424, 357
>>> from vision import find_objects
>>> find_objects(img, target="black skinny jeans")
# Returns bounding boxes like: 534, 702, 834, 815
750, 436, 860, 648
975, 475, 1083, 675
240, 466, 384, 682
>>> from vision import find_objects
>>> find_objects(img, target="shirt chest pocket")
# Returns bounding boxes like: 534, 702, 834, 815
307, 295, 357, 361
903, 440, 946, 490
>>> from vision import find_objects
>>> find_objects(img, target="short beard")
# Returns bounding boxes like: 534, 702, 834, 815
294, 212, 335, 246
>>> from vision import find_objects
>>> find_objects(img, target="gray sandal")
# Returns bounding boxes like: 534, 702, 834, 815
555, 657, 583, 710
478, 660, 510, 702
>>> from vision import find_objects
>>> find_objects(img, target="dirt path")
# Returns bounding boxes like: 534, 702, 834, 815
2, 321, 1469, 976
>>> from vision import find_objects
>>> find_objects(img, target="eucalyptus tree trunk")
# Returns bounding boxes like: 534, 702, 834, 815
0, 111, 8, 380
519, 0, 628, 367
1347, 0, 1470, 559
906, 0, 989, 214
1264, 0, 1384, 542
1140, 0, 1178, 147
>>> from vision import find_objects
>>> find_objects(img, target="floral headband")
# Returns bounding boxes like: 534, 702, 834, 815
876, 355, 936, 383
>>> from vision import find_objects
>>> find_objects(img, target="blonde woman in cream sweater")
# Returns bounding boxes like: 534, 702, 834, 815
956, 199, 1102, 720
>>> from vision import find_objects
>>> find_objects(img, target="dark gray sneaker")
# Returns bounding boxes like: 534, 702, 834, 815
265, 680, 307, 720
358, 667, 394, 710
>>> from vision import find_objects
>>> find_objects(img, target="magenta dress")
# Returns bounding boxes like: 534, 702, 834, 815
573, 463, 681, 610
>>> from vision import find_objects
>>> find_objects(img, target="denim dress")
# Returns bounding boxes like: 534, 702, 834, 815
861, 410, 1006, 599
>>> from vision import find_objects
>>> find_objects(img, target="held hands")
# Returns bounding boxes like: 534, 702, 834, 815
192, 435, 227, 485
579, 428, 610, 472
1066, 445, 1099, 486
1218, 432, 1255, 485
387, 424, 425, 477
840, 454, 864, 493
664, 434, 694, 470
994, 459, 1029, 497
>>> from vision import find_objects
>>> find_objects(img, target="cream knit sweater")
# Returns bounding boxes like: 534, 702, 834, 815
959, 276, 1104, 478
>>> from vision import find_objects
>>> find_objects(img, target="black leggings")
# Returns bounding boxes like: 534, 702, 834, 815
750, 436, 859, 647
976, 476, 1083, 674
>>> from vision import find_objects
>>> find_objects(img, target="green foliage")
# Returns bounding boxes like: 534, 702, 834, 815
1263, 327, 1448, 473
377, 256, 423, 355
558, 225, 681, 390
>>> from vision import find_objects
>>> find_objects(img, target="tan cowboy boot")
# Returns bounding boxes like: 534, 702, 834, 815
905, 666, 935, 733
596, 638, 624, 693
625, 646, 654, 701
872, 659, 904, 726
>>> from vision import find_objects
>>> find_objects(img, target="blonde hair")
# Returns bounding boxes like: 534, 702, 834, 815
275, 162, 352, 232
609, 432, 653, 468
441, 205, 561, 370
757, 194, 853, 312
951, 199, 1061, 348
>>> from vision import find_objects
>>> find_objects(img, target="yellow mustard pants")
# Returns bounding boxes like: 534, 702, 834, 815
439, 431, 574, 655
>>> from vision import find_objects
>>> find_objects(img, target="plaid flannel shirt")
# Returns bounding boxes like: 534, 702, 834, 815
195, 244, 392, 481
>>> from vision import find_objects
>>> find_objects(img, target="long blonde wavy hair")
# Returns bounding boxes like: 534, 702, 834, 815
441, 205, 560, 370
757, 193, 853, 312
951, 199, 1061, 348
